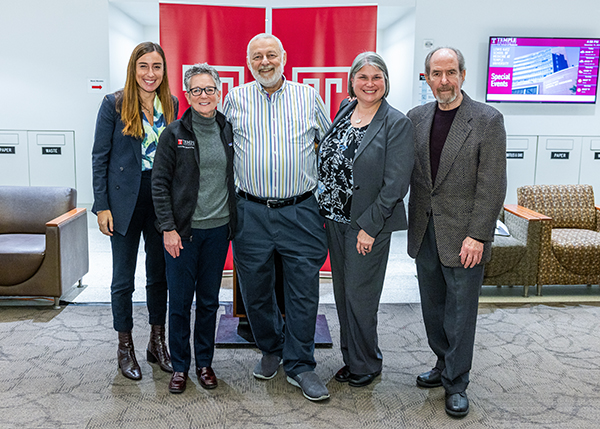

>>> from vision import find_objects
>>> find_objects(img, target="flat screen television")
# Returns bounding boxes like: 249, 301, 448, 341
486, 37, 600, 103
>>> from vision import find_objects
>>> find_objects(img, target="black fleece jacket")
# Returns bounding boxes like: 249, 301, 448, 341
152, 107, 236, 240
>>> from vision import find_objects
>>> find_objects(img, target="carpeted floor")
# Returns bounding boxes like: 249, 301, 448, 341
1, 302, 600, 428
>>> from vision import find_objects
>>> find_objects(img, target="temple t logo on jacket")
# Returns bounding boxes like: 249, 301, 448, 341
177, 139, 194, 149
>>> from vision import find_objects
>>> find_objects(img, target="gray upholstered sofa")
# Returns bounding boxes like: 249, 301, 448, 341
0, 186, 89, 307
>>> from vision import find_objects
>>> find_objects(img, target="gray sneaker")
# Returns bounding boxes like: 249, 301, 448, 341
253, 354, 282, 380
287, 371, 330, 401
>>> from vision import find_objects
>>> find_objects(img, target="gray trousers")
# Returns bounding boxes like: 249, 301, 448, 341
326, 219, 392, 376
415, 217, 484, 394
233, 195, 327, 377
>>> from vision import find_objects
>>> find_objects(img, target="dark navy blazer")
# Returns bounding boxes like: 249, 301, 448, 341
92, 92, 178, 236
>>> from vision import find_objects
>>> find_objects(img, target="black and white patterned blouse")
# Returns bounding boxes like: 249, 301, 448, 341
318, 110, 369, 224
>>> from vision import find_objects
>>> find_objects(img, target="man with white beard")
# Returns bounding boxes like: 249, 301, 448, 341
223, 33, 331, 401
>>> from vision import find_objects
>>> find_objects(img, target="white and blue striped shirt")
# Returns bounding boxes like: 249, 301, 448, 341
223, 78, 331, 199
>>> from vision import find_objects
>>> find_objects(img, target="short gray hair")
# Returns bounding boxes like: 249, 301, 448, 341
425, 47, 466, 76
246, 33, 285, 58
348, 51, 390, 99
183, 63, 221, 91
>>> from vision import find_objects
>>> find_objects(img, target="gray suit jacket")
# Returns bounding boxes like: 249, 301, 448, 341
321, 98, 414, 237
407, 92, 506, 267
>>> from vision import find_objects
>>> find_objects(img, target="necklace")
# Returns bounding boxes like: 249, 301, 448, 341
353, 102, 381, 125
353, 109, 371, 125
140, 93, 155, 115
354, 111, 364, 124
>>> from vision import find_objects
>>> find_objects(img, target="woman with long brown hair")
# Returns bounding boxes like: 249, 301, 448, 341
92, 42, 178, 380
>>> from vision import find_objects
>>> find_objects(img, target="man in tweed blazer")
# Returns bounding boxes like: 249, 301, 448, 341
407, 47, 506, 418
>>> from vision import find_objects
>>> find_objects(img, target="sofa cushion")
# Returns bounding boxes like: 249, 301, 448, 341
518, 185, 596, 230
0, 234, 46, 286
0, 186, 76, 234
485, 235, 526, 277
551, 229, 600, 276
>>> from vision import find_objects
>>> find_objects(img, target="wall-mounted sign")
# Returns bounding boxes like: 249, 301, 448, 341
595, 152, 600, 160
506, 151, 524, 159
88, 78, 106, 93
42, 147, 61, 155
419, 73, 435, 105
551, 151, 569, 159
0, 146, 16, 154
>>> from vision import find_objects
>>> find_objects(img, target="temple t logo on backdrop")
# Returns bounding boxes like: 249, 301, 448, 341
293, 67, 351, 119
161, 4, 377, 120
181, 64, 351, 117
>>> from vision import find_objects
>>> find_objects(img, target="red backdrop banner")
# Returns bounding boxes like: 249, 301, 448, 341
159, 3, 266, 112
273, 6, 377, 119
159, 4, 378, 272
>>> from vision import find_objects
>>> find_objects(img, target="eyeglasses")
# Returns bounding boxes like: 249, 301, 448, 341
187, 86, 217, 96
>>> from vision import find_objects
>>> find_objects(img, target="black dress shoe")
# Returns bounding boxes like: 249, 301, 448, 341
416, 368, 442, 388
334, 365, 351, 383
197, 366, 218, 389
169, 372, 188, 394
445, 391, 469, 417
348, 371, 381, 387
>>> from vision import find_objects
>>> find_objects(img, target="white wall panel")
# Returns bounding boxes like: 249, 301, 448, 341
535, 136, 582, 185
0, 131, 29, 186
579, 137, 600, 204
505, 136, 538, 204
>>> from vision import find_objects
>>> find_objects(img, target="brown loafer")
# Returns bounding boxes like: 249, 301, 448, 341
197, 366, 218, 389
169, 372, 188, 394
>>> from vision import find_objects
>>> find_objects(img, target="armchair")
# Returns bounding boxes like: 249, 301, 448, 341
483, 204, 549, 297
0, 186, 89, 307
517, 184, 600, 294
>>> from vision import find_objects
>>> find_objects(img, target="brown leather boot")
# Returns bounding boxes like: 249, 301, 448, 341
117, 331, 141, 380
147, 324, 173, 373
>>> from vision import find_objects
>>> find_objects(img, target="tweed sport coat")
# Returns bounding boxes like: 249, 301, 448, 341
406, 91, 507, 267
320, 98, 414, 238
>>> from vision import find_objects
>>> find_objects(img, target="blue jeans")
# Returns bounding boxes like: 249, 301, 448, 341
110, 172, 167, 332
165, 225, 229, 373
233, 195, 327, 377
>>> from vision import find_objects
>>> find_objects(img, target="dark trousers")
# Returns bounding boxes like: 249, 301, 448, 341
232, 194, 327, 378
326, 220, 391, 376
415, 218, 484, 394
165, 225, 229, 373
110, 171, 167, 333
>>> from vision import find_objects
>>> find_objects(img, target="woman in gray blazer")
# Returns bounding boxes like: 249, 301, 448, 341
318, 52, 414, 387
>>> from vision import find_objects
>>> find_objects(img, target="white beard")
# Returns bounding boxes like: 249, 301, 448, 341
251, 64, 284, 88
